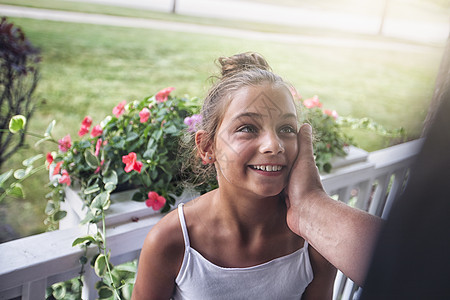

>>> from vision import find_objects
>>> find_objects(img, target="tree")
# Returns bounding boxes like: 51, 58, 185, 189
0, 17, 41, 169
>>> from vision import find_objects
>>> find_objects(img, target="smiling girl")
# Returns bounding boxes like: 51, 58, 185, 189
132, 52, 336, 299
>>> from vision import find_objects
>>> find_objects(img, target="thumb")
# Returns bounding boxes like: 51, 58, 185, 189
297, 123, 314, 165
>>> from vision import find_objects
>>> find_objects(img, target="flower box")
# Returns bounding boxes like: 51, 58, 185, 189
60, 187, 200, 230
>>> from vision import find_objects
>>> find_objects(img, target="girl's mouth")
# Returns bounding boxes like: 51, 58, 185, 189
249, 165, 283, 172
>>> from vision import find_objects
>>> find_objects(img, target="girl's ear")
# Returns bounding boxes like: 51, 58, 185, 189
195, 130, 215, 163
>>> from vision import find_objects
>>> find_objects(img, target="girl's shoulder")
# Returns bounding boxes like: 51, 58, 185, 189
140, 207, 185, 275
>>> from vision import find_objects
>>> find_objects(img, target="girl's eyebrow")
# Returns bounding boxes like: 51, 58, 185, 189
232, 112, 297, 122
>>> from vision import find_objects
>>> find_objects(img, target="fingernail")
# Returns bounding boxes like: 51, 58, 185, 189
303, 124, 312, 134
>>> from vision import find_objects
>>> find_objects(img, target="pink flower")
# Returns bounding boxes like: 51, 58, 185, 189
58, 170, 71, 186
95, 160, 104, 174
78, 116, 93, 136
122, 152, 143, 173
81, 116, 93, 127
303, 95, 322, 109
95, 138, 102, 157
46, 153, 53, 165
139, 107, 151, 123
145, 191, 166, 211
155, 87, 175, 103
113, 100, 127, 117
324, 109, 339, 120
78, 125, 89, 137
289, 87, 302, 100
91, 125, 103, 138
184, 114, 202, 133
58, 134, 72, 152
53, 161, 63, 175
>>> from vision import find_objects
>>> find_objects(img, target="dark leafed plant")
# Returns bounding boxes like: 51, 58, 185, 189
0, 17, 41, 169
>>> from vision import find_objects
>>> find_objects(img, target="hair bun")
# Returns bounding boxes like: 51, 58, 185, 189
218, 52, 271, 77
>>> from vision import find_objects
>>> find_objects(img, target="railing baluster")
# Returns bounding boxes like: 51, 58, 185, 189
382, 168, 408, 219
21, 278, 47, 300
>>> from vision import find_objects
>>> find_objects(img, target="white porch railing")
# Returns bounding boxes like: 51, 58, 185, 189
0, 139, 423, 300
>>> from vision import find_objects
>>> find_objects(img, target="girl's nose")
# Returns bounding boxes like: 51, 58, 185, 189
259, 132, 284, 154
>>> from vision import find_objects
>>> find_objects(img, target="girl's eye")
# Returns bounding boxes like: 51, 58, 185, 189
237, 125, 257, 133
280, 126, 296, 134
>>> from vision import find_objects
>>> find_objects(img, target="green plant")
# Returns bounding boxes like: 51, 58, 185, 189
297, 94, 404, 173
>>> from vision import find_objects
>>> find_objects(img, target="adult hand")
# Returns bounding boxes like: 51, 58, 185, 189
285, 123, 328, 237
285, 124, 383, 286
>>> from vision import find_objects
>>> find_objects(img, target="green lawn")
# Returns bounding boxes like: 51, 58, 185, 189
0, 14, 444, 239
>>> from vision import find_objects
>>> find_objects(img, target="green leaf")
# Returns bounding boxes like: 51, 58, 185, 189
125, 132, 139, 142
84, 150, 99, 169
101, 115, 112, 128
34, 136, 52, 147
132, 191, 144, 201
72, 235, 97, 247
112, 138, 125, 149
22, 154, 44, 167
7, 183, 25, 198
104, 182, 116, 192
0, 170, 13, 187
152, 128, 163, 141
102, 170, 118, 185
45, 120, 56, 137
94, 254, 108, 277
164, 124, 178, 134
98, 286, 113, 299
52, 282, 66, 299
45, 201, 55, 214
13, 169, 26, 180
84, 184, 100, 195
9, 115, 27, 133
91, 191, 111, 214
53, 210, 67, 221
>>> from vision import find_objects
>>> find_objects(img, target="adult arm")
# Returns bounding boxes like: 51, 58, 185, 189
285, 124, 383, 287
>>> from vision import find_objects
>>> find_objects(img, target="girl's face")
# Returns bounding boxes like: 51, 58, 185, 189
213, 83, 298, 199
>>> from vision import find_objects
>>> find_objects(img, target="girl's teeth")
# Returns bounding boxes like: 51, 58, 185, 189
253, 165, 282, 171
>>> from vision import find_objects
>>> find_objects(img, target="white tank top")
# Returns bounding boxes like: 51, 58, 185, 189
172, 203, 314, 300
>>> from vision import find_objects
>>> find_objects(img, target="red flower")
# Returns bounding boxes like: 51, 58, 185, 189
78, 125, 89, 137
155, 87, 175, 103
53, 161, 63, 175
113, 100, 127, 117
91, 125, 103, 137
78, 116, 93, 136
58, 170, 71, 186
58, 134, 72, 152
145, 191, 166, 210
139, 107, 151, 123
46, 152, 53, 165
324, 109, 339, 120
82, 116, 92, 127
303, 95, 322, 109
95, 138, 102, 157
122, 152, 143, 173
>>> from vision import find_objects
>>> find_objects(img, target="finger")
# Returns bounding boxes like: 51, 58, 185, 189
298, 123, 314, 160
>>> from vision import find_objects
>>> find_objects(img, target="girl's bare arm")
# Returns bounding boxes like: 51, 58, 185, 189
132, 211, 184, 300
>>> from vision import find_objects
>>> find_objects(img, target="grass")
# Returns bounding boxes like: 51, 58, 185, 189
1, 0, 448, 45
0, 9, 445, 239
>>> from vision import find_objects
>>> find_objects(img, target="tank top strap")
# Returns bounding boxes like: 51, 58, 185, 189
177, 203, 190, 248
